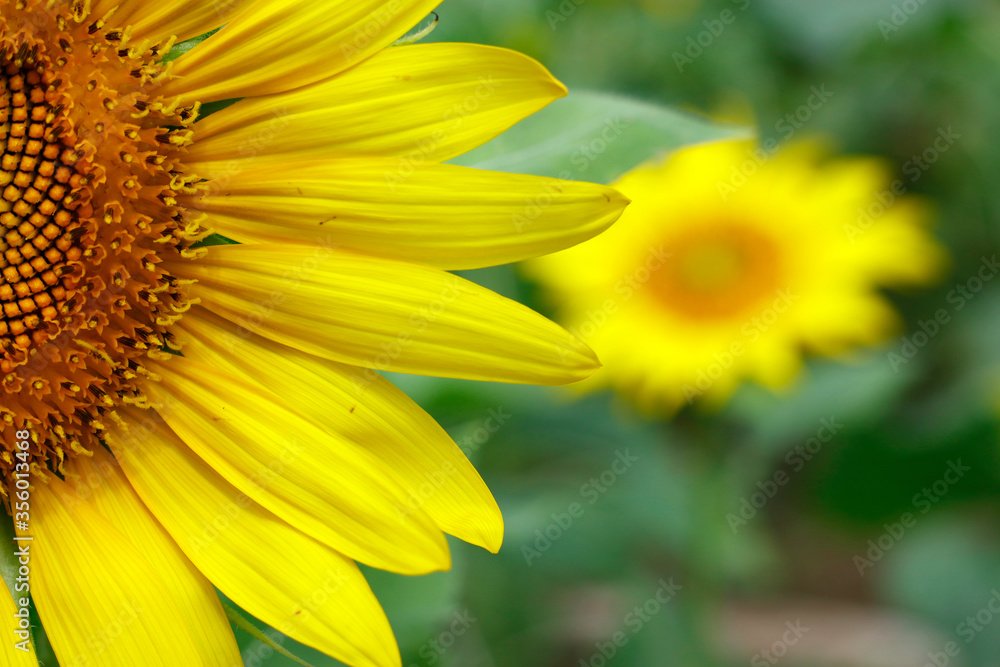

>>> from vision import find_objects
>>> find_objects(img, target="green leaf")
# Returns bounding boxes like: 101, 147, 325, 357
363, 560, 466, 662
162, 28, 220, 63
450, 90, 748, 184
0, 512, 20, 598
223, 602, 316, 667
0, 514, 50, 662
192, 233, 240, 248
728, 354, 916, 456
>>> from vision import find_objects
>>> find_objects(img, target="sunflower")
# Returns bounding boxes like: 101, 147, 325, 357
527, 138, 945, 413
0, 1, 628, 665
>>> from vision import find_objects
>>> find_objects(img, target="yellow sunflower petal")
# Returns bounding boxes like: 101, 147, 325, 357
0, 581, 37, 665
158, 0, 442, 103
22, 478, 203, 666
186, 158, 626, 270
180, 308, 504, 552
145, 356, 451, 575
107, 413, 400, 667
172, 245, 599, 384
64, 449, 243, 666
91, 0, 249, 44
187, 43, 565, 165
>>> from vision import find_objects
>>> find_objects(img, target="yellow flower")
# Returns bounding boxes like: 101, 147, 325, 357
0, 1, 627, 665
527, 138, 946, 413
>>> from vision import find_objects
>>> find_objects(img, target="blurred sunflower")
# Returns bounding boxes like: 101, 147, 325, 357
0, 1, 627, 665
528, 138, 945, 413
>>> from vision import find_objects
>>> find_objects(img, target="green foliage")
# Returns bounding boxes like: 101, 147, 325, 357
453, 90, 747, 182
161, 28, 220, 63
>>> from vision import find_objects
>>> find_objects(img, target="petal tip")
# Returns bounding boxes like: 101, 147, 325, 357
484, 532, 504, 555
552, 78, 570, 99
550, 340, 603, 385
408, 535, 453, 575
476, 514, 505, 554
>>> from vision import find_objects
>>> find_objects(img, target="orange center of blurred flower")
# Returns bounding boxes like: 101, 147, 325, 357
651, 221, 783, 320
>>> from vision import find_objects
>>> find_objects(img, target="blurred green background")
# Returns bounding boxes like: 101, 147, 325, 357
239, 1, 1000, 665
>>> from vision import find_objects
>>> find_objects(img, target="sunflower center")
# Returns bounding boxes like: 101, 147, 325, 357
651, 222, 783, 320
0, 2, 204, 490
1, 62, 87, 355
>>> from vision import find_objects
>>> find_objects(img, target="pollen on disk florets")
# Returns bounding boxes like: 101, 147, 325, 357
0, 0, 206, 492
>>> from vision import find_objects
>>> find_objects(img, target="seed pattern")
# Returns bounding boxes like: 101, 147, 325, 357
0, 62, 86, 356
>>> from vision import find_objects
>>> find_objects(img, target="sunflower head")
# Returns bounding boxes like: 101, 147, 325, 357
1, 0, 206, 480
0, 2, 632, 666
528, 138, 948, 413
